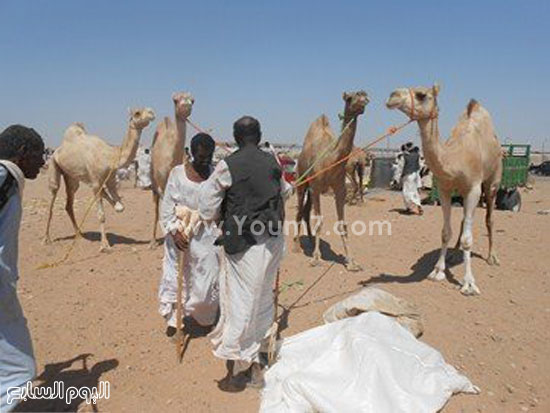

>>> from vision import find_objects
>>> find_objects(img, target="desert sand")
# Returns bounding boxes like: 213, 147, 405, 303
13, 173, 550, 412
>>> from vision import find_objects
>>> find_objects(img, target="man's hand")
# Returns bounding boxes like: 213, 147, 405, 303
173, 231, 189, 251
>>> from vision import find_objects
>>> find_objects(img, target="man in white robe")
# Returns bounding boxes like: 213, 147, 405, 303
0, 125, 45, 411
158, 134, 221, 337
136, 147, 152, 189
198, 116, 291, 391
401, 144, 423, 215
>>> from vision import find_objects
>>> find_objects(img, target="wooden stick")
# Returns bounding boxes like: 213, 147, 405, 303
176, 250, 185, 362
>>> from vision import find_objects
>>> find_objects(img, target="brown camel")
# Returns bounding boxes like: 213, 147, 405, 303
293, 90, 369, 271
386, 84, 502, 295
345, 147, 372, 203
44, 108, 156, 251
149, 92, 194, 247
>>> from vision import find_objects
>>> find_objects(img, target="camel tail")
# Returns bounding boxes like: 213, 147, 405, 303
467, 99, 479, 118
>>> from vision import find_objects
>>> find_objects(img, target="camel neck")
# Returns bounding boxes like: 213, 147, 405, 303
117, 126, 142, 168
417, 118, 445, 176
335, 113, 358, 155
175, 110, 187, 146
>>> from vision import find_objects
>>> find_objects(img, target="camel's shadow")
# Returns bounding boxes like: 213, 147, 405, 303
55, 231, 149, 246
14, 354, 118, 412
297, 236, 347, 266
359, 248, 484, 287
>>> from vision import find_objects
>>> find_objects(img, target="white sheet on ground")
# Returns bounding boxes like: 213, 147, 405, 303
261, 312, 478, 413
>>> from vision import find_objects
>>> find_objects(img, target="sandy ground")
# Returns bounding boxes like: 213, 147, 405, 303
12, 172, 550, 412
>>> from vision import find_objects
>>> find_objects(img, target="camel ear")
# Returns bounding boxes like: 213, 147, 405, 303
342, 92, 350, 101
171, 93, 179, 102
432, 83, 441, 96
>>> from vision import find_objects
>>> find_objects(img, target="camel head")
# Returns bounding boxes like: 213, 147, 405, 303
386, 84, 440, 120
343, 90, 369, 117
172, 92, 194, 119
129, 107, 156, 130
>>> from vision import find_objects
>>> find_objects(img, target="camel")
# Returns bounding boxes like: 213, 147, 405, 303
294, 90, 369, 271
345, 147, 372, 203
149, 92, 194, 247
386, 84, 502, 295
44, 108, 156, 251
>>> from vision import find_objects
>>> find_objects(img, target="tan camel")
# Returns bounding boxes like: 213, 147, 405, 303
294, 91, 369, 271
386, 84, 502, 295
149, 92, 194, 247
345, 147, 372, 203
44, 108, 156, 251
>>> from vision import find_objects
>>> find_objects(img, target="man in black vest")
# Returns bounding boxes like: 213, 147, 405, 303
199, 116, 291, 390
401, 144, 423, 215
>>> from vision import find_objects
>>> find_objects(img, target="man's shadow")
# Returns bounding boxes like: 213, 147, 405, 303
297, 236, 347, 266
14, 354, 118, 412
358, 248, 481, 287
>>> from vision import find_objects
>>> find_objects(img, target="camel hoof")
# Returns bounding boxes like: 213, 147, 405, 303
308, 257, 321, 267
487, 254, 500, 266
114, 202, 124, 213
428, 268, 446, 281
460, 281, 481, 296
99, 245, 112, 253
148, 240, 161, 249
345, 260, 363, 272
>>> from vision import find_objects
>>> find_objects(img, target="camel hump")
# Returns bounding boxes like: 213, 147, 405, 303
316, 114, 330, 128
69, 122, 86, 133
466, 99, 479, 118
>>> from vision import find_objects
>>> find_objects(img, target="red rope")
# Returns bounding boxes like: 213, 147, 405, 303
294, 119, 412, 188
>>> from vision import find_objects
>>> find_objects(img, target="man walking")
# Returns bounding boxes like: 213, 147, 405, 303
0, 125, 45, 411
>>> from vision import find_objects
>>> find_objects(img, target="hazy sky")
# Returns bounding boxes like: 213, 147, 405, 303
1, 0, 549, 150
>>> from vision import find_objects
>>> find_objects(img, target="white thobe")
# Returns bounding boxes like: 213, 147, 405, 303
0, 161, 35, 412
402, 172, 422, 209
198, 159, 291, 373
136, 150, 152, 189
158, 165, 221, 327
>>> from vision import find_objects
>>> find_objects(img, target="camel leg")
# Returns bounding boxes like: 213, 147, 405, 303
309, 192, 323, 267
64, 176, 82, 238
335, 185, 362, 272
358, 164, 364, 203
428, 190, 452, 281
292, 185, 307, 253
460, 185, 482, 295
149, 192, 161, 248
43, 164, 61, 245
484, 183, 499, 266
96, 196, 111, 252
105, 180, 125, 213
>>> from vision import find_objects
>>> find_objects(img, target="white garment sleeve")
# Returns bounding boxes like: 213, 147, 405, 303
160, 168, 180, 235
198, 160, 232, 221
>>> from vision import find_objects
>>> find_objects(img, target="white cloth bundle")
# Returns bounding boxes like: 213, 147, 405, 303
261, 312, 478, 413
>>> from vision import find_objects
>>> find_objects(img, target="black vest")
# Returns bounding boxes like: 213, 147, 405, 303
218, 145, 284, 255
402, 151, 420, 176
